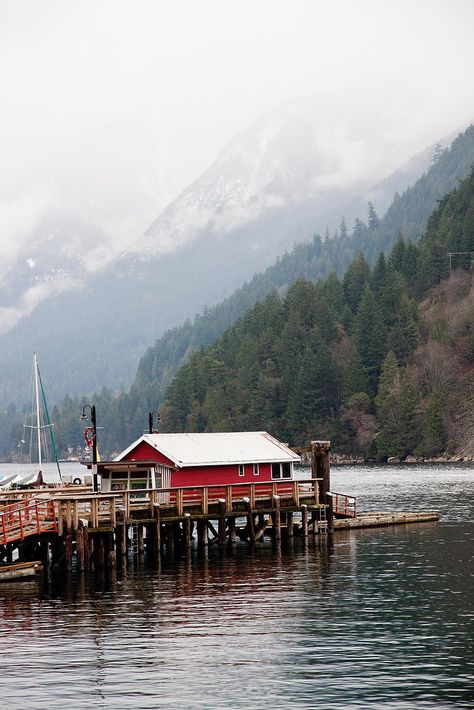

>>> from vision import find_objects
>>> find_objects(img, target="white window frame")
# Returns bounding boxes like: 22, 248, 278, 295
238, 464, 245, 477
271, 462, 293, 480
253, 463, 260, 476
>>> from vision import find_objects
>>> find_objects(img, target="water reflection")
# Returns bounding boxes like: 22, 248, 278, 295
1, 465, 474, 708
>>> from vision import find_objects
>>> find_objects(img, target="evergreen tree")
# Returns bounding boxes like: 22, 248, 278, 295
398, 370, 418, 455
353, 284, 386, 397
386, 294, 420, 364
419, 389, 447, 456
344, 345, 370, 399
368, 202, 380, 230
431, 142, 444, 164
374, 351, 401, 460
339, 217, 349, 241
285, 327, 341, 442
343, 253, 370, 314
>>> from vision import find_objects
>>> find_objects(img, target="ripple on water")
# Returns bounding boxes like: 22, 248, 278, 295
1, 464, 474, 708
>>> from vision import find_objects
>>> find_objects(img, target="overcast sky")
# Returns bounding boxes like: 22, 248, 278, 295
1, 0, 474, 276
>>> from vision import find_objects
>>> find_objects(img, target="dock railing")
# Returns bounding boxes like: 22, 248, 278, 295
0, 478, 325, 532
330, 491, 357, 518
0, 497, 57, 545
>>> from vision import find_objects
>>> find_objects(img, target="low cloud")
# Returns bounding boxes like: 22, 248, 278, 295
0, 275, 82, 336
0, 186, 55, 281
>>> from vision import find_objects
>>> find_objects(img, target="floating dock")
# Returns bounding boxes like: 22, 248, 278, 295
0, 560, 43, 582
331, 510, 439, 529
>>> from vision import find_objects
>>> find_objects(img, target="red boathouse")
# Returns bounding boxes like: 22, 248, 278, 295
98, 432, 300, 493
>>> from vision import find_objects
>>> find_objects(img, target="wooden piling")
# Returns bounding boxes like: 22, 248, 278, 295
107, 532, 116, 568
243, 497, 256, 545
301, 505, 308, 545
311, 439, 334, 536
137, 525, 144, 554
65, 528, 73, 571
228, 516, 237, 545
273, 495, 281, 543
76, 526, 85, 570
197, 519, 208, 547
84, 531, 92, 569
154, 507, 161, 554
218, 499, 227, 545
96, 535, 105, 567
183, 514, 192, 549
117, 520, 127, 557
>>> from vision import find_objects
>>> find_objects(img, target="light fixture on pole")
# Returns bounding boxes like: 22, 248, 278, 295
148, 410, 161, 434
80, 404, 98, 492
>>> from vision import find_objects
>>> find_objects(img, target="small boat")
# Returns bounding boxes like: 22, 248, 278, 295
0, 474, 18, 489
15, 353, 62, 486
0, 560, 43, 583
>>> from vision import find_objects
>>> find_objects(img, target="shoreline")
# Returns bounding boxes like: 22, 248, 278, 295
297, 453, 474, 466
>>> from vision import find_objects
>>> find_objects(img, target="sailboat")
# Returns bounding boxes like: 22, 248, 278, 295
14, 353, 62, 486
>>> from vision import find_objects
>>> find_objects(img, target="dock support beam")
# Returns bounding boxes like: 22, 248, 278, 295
312, 439, 334, 536
184, 514, 192, 550
243, 497, 256, 545
273, 495, 281, 544
154, 508, 161, 556
301, 505, 308, 545
197, 519, 208, 548
218, 500, 227, 545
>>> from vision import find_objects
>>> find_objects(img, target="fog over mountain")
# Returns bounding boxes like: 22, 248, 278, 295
0, 101, 459, 406
140, 98, 439, 260
1, 0, 474, 405
0, 97, 453, 338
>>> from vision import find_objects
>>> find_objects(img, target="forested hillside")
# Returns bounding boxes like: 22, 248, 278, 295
129, 125, 474, 412
159, 168, 474, 459
1, 130, 474, 461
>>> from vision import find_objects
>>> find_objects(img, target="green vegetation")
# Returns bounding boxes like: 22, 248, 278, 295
158, 168, 474, 459
121, 124, 474, 428
2, 128, 474, 462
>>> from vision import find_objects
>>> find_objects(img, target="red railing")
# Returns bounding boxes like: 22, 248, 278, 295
330, 492, 357, 518
0, 498, 57, 545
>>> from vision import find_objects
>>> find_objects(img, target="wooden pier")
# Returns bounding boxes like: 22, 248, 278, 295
0, 477, 328, 570
0, 441, 439, 572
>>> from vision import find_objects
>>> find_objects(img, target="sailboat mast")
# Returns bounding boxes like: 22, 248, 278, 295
34, 352, 42, 466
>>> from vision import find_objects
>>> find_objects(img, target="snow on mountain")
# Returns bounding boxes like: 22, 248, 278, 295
138, 101, 385, 259
0, 101, 455, 406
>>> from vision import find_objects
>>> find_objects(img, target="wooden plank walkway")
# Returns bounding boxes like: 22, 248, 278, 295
0, 498, 57, 545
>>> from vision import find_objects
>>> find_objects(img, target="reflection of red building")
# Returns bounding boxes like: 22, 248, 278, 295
98, 432, 300, 493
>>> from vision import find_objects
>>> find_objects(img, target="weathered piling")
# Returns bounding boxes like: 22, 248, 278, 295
312, 440, 334, 536
301, 505, 309, 545
273, 495, 281, 543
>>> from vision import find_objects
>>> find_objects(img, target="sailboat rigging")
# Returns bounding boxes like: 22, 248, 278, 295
18, 353, 62, 482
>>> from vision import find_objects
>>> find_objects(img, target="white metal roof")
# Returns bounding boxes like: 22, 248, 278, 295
116, 431, 300, 468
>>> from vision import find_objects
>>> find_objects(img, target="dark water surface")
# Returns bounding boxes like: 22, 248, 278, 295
1, 464, 474, 709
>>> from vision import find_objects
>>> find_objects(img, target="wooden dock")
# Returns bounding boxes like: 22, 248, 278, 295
0, 477, 329, 570
0, 442, 440, 572
332, 510, 439, 529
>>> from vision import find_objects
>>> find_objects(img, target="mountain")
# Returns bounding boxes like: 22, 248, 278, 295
0, 102, 446, 407
20, 127, 474, 461
2, 128, 474, 460
125, 125, 474, 412
157, 166, 474, 460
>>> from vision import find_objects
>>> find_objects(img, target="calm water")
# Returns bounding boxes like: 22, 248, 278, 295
1, 463, 474, 709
